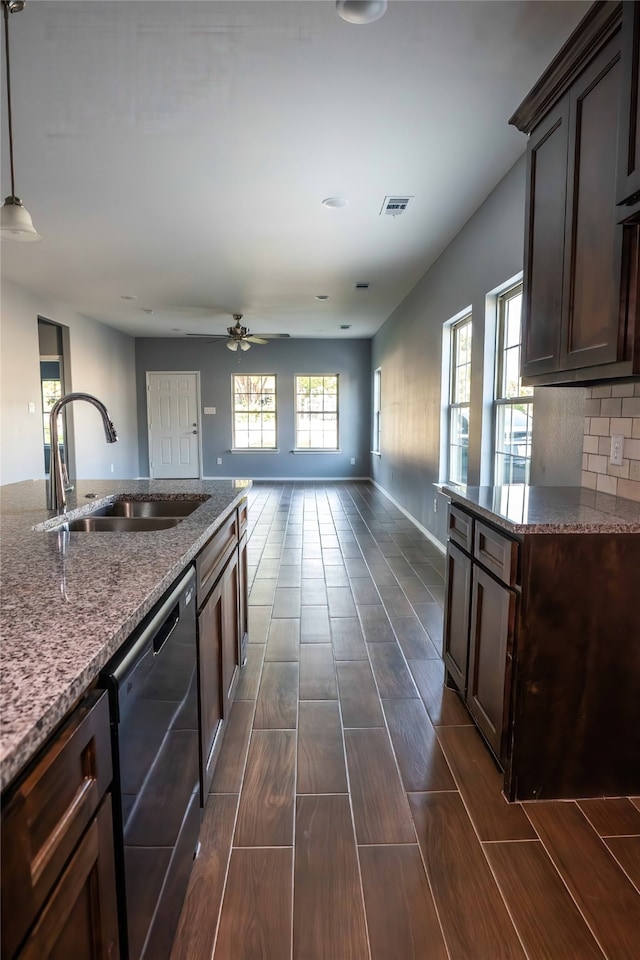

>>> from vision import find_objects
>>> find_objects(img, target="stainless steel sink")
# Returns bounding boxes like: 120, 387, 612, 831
66, 516, 181, 532
88, 499, 203, 519
42, 496, 209, 533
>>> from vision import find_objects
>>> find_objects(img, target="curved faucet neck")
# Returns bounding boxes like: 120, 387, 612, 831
47, 392, 118, 512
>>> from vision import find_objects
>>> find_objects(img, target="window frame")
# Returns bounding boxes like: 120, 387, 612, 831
231, 373, 278, 451
448, 313, 472, 485
493, 282, 533, 485
294, 374, 339, 451
372, 367, 382, 455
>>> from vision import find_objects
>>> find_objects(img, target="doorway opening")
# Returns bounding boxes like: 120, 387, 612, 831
38, 318, 70, 477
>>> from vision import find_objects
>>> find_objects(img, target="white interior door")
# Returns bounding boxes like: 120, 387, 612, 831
147, 372, 201, 479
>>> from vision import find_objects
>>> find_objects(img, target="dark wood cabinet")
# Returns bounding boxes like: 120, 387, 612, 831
17, 797, 119, 960
443, 540, 472, 694
443, 507, 516, 765
195, 500, 247, 799
197, 573, 225, 799
467, 566, 515, 760
617, 1, 640, 207
512, 0, 640, 385
443, 496, 640, 801
1, 690, 119, 960
220, 546, 240, 720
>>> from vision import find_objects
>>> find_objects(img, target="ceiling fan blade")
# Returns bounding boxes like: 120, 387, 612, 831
245, 336, 269, 344
185, 333, 227, 339
260, 333, 290, 339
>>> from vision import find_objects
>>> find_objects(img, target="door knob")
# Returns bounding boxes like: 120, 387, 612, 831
192, 430, 197, 435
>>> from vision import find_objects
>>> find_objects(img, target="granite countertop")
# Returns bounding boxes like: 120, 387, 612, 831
0, 478, 251, 791
440, 483, 640, 534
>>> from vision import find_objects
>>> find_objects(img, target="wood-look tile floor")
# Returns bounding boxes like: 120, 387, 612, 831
171, 481, 640, 960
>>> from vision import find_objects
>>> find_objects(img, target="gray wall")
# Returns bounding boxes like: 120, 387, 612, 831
135, 337, 371, 479
371, 156, 585, 544
0, 279, 140, 485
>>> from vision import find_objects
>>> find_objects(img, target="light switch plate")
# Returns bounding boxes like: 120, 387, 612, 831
204, 406, 216, 415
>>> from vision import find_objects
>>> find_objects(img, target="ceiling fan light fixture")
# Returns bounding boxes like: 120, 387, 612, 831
240, 341, 251, 352
1, 1, 41, 242
226, 340, 239, 352
336, 0, 387, 25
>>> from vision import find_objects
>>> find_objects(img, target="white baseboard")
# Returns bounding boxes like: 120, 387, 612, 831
371, 479, 446, 555
202, 475, 371, 481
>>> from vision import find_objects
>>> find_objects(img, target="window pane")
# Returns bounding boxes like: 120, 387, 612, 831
233, 374, 277, 448
495, 401, 532, 484
295, 374, 339, 448
448, 406, 469, 484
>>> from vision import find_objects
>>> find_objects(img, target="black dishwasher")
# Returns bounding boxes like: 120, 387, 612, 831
101, 566, 199, 960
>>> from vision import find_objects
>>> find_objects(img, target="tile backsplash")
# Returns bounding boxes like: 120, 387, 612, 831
582, 382, 640, 503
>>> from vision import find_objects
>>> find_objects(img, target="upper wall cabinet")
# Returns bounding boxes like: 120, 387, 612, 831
617, 0, 640, 207
511, 1, 640, 386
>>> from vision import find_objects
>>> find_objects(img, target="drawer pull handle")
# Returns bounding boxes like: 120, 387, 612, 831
30, 775, 96, 885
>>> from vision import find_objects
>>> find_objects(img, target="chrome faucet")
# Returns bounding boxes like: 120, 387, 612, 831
47, 392, 118, 511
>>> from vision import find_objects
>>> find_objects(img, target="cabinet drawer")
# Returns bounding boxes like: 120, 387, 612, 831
238, 498, 248, 535
1, 689, 112, 960
197, 510, 238, 606
474, 521, 519, 586
448, 504, 474, 553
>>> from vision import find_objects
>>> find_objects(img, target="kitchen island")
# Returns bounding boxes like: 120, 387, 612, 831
0, 478, 250, 792
440, 483, 640, 800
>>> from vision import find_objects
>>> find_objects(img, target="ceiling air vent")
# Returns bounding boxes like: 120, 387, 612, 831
380, 196, 413, 216
354, 282, 370, 291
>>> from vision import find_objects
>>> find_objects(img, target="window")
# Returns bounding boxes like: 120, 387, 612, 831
494, 283, 533, 484
372, 367, 381, 454
448, 314, 472, 484
295, 375, 338, 449
232, 374, 277, 449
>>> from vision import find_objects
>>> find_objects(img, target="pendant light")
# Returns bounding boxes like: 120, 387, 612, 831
1, 0, 41, 242
336, 1, 387, 25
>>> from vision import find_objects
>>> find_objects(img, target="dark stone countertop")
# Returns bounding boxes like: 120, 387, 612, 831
0, 478, 251, 791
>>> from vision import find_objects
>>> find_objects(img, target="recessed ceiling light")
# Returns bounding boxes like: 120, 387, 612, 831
141, 308, 154, 315
315, 295, 331, 301
340, 324, 351, 330
322, 197, 349, 209
120, 294, 138, 301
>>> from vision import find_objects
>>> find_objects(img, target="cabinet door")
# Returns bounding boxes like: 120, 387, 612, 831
561, 34, 623, 370
443, 541, 472, 695
238, 534, 248, 667
617, 1, 640, 207
17, 797, 120, 960
221, 548, 240, 719
467, 567, 515, 762
522, 100, 569, 379
197, 578, 224, 799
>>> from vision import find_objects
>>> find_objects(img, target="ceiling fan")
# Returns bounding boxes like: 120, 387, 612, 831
187, 314, 290, 351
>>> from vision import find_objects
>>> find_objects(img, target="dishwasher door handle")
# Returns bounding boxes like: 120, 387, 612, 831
153, 606, 180, 656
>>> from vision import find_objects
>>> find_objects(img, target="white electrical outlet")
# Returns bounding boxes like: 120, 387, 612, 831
110, 464, 114, 473
350, 457, 356, 465
216, 457, 223, 465
28, 401, 36, 414
610, 434, 624, 467
433, 497, 438, 513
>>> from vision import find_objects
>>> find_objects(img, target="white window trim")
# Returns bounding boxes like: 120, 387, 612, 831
293, 374, 339, 452
231, 373, 278, 451
493, 280, 532, 485
372, 366, 382, 455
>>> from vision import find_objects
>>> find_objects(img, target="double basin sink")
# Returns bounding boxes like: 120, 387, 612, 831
50, 496, 207, 533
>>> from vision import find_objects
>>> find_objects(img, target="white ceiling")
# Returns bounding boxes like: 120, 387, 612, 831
1, 0, 589, 340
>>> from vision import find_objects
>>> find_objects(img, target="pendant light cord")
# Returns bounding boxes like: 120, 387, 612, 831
3, 1, 16, 198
